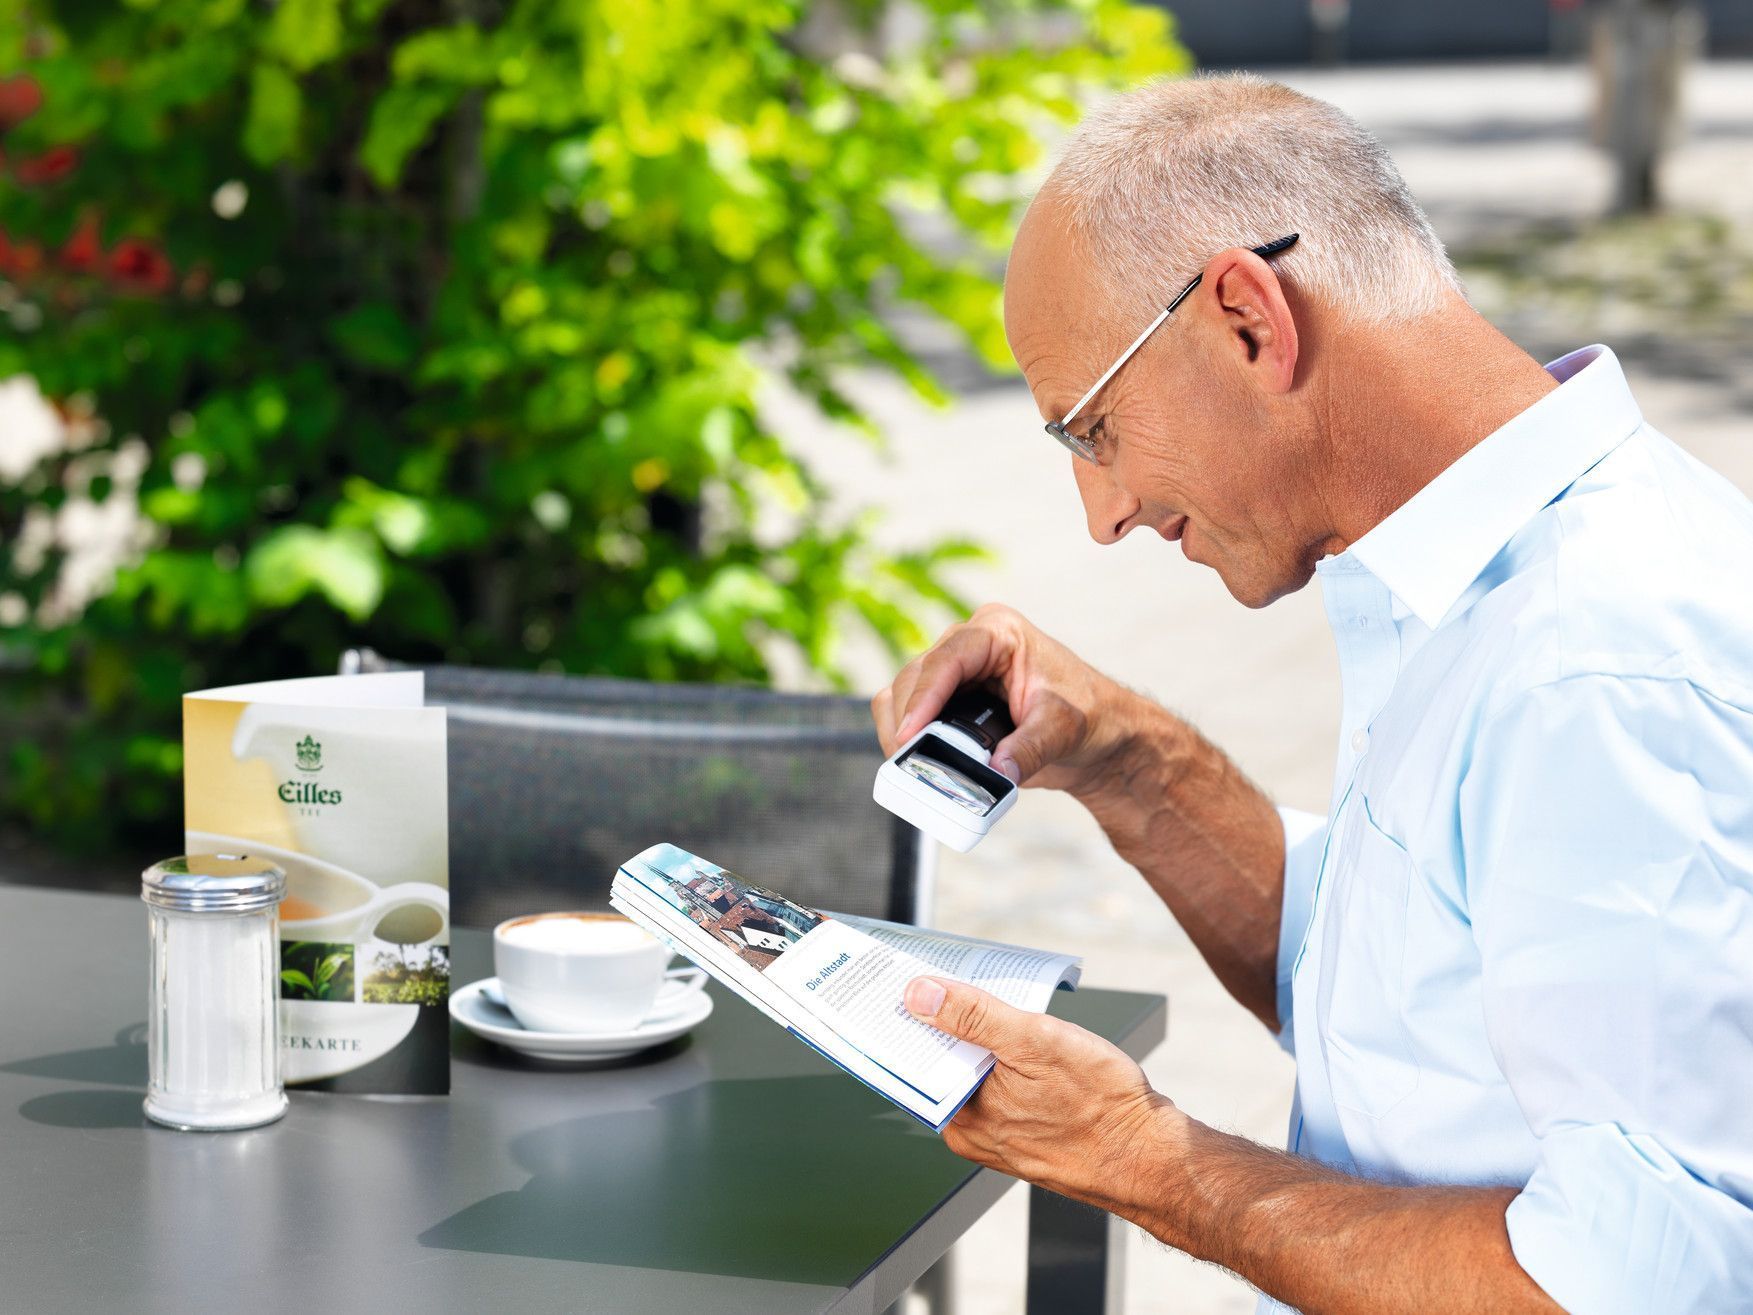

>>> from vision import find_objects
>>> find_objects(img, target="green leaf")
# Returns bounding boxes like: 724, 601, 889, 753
326, 303, 417, 372
140, 487, 203, 526
243, 62, 302, 165
266, 0, 345, 73
359, 83, 458, 188
336, 478, 458, 555
280, 969, 315, 992
246, 525, 386, 620
389, 23, 490, 81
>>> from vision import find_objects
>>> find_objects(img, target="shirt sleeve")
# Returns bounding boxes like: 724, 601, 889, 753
1275, 805, 1328, 1055
1459, 674, 1753, 1314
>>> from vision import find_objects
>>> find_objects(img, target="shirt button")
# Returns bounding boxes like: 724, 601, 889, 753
1350, 728, 1369, 753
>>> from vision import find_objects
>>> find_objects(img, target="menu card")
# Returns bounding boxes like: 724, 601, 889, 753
183, 673, 450, 1094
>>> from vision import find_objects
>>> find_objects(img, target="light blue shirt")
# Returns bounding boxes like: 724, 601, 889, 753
1271, 346, 1753, 1313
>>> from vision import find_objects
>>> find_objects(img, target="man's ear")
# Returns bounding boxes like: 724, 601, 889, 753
1200, 247, 1299, 395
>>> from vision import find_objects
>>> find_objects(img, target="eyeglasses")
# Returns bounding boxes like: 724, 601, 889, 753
1045, 234, 1300, 464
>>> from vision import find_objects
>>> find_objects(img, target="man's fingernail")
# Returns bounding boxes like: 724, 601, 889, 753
906, 978, 946, 1017
994, 755, 1020, 783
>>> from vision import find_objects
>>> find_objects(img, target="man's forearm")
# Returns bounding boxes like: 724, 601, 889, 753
1076, 689, 1286, 1027
1094, 1106, 1559, 1315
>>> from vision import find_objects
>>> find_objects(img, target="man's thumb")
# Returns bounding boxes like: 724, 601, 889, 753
990, 729, 1045, 785
905, 976, 1018, 1050
990, 690, 1081, 783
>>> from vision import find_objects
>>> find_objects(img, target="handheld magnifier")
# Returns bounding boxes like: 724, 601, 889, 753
873, 685, 1019, 853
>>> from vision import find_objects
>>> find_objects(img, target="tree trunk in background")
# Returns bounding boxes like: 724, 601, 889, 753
1592, 0, 1704, 214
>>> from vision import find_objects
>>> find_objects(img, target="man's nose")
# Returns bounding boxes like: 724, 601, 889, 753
1072, 457, 1141, 545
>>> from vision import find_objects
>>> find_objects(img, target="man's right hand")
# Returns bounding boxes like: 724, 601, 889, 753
870, 603, 1141, 799
880, 604, 1287, 1030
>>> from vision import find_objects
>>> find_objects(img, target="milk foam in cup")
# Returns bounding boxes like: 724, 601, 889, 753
493, 912, 702, 1033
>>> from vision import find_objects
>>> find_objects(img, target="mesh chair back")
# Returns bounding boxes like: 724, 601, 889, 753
342, 652, 925, 930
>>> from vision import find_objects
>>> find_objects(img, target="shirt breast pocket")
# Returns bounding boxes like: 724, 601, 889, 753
1317, 800, 1421, 1120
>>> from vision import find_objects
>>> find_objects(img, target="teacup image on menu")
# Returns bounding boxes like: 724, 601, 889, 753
188, 832, 452, 1083
216, 833, 448, 1084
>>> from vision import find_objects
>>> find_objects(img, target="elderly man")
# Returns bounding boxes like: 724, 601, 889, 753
872, 75, 1753, 1313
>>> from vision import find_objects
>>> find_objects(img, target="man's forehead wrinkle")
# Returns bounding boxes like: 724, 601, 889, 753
1013, 337, 1096, 421
1005, 268, 1099, 408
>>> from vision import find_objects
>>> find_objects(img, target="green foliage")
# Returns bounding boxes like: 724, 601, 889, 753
0, 0, 1187, 848
362, 975, 448, 1006
363, 942, 449, 1005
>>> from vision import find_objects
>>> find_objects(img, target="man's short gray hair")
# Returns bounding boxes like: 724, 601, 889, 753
1046, 74, 1461, 325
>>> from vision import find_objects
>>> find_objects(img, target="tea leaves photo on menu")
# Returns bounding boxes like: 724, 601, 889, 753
279, 942, 355, 1002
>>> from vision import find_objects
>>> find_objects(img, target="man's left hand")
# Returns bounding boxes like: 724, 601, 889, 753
904, 975, 1176, 1208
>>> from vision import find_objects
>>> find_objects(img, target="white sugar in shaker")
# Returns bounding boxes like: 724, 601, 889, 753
141, 854, 288, 1131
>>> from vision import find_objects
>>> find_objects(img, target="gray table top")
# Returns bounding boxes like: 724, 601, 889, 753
0, 884, 1165, 1315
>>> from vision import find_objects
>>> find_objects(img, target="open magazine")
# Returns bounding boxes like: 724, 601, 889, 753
610, 843, 1081, 1132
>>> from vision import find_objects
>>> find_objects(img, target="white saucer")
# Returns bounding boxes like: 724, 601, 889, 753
450, 975, 713, 1063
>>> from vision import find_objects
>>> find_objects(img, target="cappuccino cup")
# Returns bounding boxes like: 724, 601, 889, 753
493, 912, 704, 1034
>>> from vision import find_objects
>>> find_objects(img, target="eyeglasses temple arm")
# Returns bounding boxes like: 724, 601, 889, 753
1159, 232, 1299, 315
1055, 233, 1299, 429
1057, 304, 1174, 429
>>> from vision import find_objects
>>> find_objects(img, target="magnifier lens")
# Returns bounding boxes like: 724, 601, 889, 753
900, 750, 999, 814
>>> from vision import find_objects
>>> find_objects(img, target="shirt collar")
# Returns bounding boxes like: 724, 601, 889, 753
1336, 344, 1643, 630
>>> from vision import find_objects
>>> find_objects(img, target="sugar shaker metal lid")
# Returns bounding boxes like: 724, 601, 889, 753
141, 854, 286, 914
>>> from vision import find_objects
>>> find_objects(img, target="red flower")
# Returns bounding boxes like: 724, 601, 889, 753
14, 143, 79, 185
58, 213, 102, 274
108, 237, 174, 294
0, 76, 42, 132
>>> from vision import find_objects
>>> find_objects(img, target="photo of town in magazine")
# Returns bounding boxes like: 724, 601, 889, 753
650, 855, 823, 970
611, 843, 1080, 1131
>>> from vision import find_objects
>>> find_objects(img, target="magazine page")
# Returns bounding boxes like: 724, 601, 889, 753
612, 845, 994, 1126
184, 672, 450, 1095
610, 863, 988, 1129
831, 914, 1081, 1014
612, 883, 989, 1132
